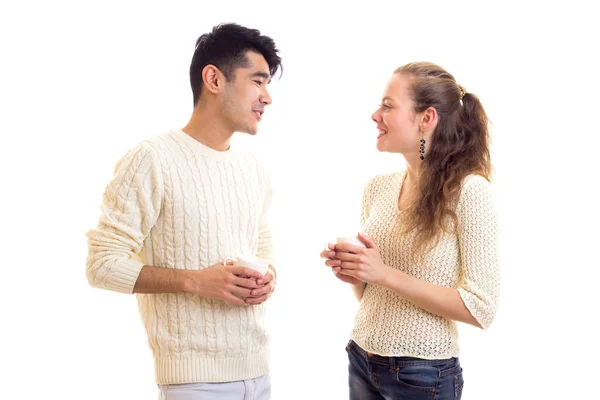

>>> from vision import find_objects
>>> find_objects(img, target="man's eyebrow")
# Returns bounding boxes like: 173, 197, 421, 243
251, 71, 272, 83
382, 96, 394, 102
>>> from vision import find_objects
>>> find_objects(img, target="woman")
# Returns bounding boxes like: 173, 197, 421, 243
321, 62, 499, 400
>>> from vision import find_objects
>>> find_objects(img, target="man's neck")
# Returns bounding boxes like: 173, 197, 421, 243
182, 106, 234, 152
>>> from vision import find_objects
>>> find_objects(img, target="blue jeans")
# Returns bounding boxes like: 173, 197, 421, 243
157, 375, 270, 400
346, 340, 464, 400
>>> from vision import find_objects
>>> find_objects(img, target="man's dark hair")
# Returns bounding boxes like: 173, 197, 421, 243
189, 23, 282, 106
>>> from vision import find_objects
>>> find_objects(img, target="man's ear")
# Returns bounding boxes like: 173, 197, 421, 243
202, 64, 225, 95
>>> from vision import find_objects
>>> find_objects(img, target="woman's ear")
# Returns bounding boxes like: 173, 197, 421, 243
420, 106, 438, 132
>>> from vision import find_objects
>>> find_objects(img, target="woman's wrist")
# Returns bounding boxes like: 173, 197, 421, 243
379, 267, 402, 290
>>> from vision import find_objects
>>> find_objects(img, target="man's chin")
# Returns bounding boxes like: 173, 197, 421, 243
237, 130, 258, 136
239, 124, 258, 136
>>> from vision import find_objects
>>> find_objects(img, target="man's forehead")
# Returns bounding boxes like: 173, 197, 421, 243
242, 65, 271, 82
244, 52, 270, 73
249, 71, 271, 79
229, 51, 271, 82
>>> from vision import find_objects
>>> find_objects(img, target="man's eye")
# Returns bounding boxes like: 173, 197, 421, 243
254, 80, 263, 86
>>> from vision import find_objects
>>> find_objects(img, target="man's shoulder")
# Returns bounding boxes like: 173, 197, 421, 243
121, 130, 185, 163
140, 130, 177, 149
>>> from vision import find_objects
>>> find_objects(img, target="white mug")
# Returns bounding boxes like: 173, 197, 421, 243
336, 235, 367, 248
233, 254, 270, 276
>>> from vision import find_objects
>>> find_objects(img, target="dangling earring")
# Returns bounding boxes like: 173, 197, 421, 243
419, 132, 426, 160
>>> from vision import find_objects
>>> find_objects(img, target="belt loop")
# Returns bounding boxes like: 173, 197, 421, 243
390, 356, 396, 371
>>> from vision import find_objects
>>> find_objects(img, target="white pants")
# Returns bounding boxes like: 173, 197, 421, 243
158, 375, 270, 400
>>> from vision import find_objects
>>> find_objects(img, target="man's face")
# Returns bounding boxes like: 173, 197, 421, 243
221, 51, 273, 135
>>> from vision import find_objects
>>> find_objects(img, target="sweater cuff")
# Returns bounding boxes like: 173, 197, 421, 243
105, 259, 145, 294
267, 263, 277, 279
457, 287, 492, 330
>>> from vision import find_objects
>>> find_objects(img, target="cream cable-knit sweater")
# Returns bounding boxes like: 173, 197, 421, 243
86, 129, 274, 384
351, 171, 499, 359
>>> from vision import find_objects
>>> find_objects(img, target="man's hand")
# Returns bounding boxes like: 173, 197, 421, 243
244, 266, 276, 305
184, 261, 264, 306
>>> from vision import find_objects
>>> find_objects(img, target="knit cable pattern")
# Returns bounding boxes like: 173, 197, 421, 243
86, 130, 273, 384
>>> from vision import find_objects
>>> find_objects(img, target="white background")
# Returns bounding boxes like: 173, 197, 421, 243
1, 1, 598, 399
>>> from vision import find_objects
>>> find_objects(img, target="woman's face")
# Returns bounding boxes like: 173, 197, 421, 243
371, 73, 422, 155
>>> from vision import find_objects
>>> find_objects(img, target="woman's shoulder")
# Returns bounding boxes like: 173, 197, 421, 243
366, 170, 404, 189
457, 173, 495, 210
460, 173, 492, 193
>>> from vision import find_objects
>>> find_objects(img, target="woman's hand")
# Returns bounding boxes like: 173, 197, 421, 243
321, 243, 363, 285
334, 233, 390, 285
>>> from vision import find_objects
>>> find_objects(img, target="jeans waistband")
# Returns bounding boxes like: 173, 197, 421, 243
347, 340, 457, 368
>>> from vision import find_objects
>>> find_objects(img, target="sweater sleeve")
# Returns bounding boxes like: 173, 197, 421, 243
255, 163, 275, 270
85, 143, 164, 294
456, 175, 500, 329
360, 177, 375, 229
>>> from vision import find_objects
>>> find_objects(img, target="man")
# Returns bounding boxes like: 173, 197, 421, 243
86, 23, 282, 399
